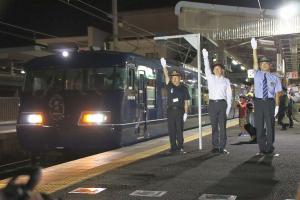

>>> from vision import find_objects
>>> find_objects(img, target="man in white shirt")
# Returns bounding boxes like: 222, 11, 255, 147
202, 49, 232, 154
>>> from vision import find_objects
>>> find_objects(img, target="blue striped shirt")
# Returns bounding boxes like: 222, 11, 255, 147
254, 70, 282, 98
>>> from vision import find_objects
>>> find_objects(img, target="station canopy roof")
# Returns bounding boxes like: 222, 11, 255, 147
175, 1, 300, 72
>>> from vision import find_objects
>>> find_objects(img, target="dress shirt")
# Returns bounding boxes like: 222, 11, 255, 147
254, 70, 282, 98
204, 58, 232, 112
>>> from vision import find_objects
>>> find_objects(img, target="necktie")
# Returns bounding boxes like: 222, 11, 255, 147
263, 73, 268, 98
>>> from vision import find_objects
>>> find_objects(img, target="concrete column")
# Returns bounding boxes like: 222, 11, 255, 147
112, 0, 118, 50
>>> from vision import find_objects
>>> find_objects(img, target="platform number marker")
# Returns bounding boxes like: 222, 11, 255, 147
130, 190, 167, 197
198, 194, 237, 200
69, 187, 106, 194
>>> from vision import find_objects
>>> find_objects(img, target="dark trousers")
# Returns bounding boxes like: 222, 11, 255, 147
288, 112, 294, 127
208, 100, 227, 150
254, 99, 275, 153
167, 109, 184, 151
282, 112, 294, 129
277, 109, 285, 125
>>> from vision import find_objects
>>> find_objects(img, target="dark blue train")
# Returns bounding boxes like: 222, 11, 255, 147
17, 50, 237, 153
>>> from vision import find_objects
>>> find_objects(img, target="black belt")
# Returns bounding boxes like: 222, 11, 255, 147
209, 99, 226, 102
168, 106, 183, 110
255, 98, 274, 101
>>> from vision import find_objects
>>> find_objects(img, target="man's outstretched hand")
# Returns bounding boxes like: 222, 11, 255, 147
160, 57, 167, 68
202, 49, 208, 59
251, 38, 257, 49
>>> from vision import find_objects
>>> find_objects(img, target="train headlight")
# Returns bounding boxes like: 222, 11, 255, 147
19, 112, 44, 125
27, 114, 43, 124
78, 111, 110, 126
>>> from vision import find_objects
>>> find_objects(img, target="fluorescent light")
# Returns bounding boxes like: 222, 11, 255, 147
232, 60, 238, 65
279, 3, 299, 19
240, 66, 246, 71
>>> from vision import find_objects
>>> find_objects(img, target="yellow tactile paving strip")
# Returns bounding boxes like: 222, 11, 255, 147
0, 119, 238, 194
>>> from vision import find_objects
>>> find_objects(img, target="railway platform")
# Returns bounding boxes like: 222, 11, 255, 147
1, 119, 300, 200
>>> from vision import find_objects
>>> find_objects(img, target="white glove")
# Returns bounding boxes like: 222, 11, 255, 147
202, 49, 208, 59
183, 113, 187, 122
274, 106, 279, 117
226, 108, 230, 117
251, 38, 257, 49
160, 57, 167, 68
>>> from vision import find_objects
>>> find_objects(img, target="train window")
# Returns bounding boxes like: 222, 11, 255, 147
191, 87, 197, 106
201, 87, 209, 106
88, 67, 126, 91
128, 68, 135, 90
147, 78, 156, 109
24, 67, 126, 95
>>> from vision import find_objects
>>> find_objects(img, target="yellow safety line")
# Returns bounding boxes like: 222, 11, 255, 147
1, 120, 238, 194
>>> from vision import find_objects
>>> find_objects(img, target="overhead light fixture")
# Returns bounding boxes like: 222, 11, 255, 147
231, 60, 238, 65
62, 50, 69, 57
278, 3, 299, 19
241, 66, 246, 71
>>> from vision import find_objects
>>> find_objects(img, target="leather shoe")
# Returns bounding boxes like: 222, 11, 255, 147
256, 151, 265, 156
211, 148, 219, 153
219, 149, 230, 154
179, 148, 186, 155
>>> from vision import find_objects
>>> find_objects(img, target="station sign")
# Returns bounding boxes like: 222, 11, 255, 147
247, 69, 254, 78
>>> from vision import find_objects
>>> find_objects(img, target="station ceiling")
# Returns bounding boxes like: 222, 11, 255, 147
176, 2, 300, 73
0, 0, 286, 48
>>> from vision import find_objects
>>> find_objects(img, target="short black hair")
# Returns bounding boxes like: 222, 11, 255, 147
212, 63, 225, 69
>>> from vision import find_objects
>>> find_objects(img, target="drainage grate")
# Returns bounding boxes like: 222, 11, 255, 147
130, 190, 167, 197
198, 194, 237, 200
69, 187, 106, 194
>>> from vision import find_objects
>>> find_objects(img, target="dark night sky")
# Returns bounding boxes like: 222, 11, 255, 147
0, 0, 285, 48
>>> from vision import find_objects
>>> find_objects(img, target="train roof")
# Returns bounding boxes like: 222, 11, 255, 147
24, 50, 199, 75
24, 50, 143, 70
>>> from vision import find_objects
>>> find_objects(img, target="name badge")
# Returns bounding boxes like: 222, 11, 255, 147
173, 98, 179, 102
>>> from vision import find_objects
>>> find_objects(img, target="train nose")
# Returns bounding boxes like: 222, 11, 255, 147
48, 94, 65, 123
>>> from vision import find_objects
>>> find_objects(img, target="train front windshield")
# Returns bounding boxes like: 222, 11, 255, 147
24, 67, 126, 94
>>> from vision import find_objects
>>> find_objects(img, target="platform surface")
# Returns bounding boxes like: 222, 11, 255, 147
3, 119, 300, 200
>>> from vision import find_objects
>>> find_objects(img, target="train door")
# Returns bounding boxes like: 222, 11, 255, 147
137, 70, 147, 139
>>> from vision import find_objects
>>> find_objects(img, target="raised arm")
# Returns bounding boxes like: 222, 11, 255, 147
160, 58, 170, 85
251, 38, 259, 70
226, 80, 232, 117
202, 49, 212, 77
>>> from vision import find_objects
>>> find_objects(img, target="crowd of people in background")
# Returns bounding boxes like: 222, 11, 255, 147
237, 90, 257, 143
236, 83, 300, 143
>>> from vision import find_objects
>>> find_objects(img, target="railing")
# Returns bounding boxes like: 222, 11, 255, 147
0, 97, 19, 122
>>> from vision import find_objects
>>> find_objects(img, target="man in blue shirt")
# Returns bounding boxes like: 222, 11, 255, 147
251, 38, 282, 155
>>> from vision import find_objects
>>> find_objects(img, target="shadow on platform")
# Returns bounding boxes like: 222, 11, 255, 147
200, 155, 277, 199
